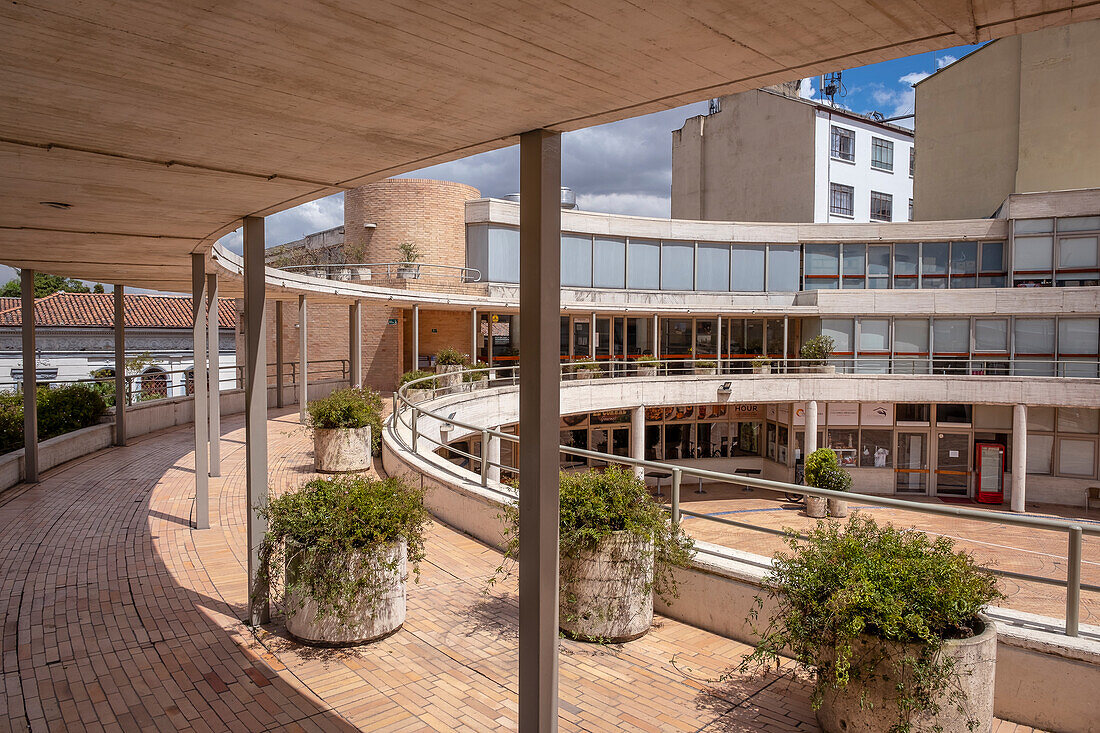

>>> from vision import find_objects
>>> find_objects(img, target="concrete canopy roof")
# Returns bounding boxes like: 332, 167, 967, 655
1, 1, 1097, 294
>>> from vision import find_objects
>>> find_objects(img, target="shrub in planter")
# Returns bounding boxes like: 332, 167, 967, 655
400, 370, 437, 403
801, 334, 836, 372
0, 384, 108, 455
434, 348, 469, 392
256, 475, 430, 646
693, 360, 717, 375
462, 361, 490, 389
497, 467, 694, 642
741, 515, 1003, 733
805, 448, 851, 518
751, 356, 772, 374
633, 355, 659, 376
307, 387, 382, 469
397, 242, 423, 278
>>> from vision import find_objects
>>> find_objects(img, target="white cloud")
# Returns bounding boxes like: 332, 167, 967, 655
899, 71, 931, 87
575, 193, 671, 218
936, 54, 958, 69
799, 77, 817, 99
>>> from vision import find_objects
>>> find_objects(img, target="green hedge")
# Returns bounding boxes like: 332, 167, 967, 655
0, 384, 108, 455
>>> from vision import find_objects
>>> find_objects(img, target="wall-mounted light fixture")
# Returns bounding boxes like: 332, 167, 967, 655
717, 382, 732, 396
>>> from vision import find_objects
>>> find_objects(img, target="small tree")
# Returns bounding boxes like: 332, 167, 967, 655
800, 334, 835, 367
398, 242, 422, 263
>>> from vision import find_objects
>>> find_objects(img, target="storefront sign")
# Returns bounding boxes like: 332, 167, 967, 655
793, 402, 806, 426
766, 404, 777, 421
827, 403, 859, 426
860, 402, 894, 426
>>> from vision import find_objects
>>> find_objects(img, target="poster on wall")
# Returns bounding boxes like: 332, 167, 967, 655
861, 402, 894, 426
793, 402, 806, 426
828, 403, 859, 425
767, 404, 777, 421
777, 403, 790, 423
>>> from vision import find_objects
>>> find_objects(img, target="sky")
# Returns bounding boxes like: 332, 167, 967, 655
3, 42, 984, 288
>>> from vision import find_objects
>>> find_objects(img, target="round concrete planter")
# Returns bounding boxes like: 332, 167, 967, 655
817, 615, 996, 733
284, 540, 407, 647
693, 367, 717, 375
827, 498, 849, 517
462, 377, 488, 392
805, 495, 828, 518
314, 426, 372, 473
435, 364, 463, 393
635, 364, 658, 377
752, 365, 772, 374
802, 365, 836, 374
405, 388, 433, 404
575, 369, 599, 380
560, 531, 654, 642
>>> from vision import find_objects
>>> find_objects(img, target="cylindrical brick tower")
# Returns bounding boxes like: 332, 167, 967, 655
342, 178, 480, 269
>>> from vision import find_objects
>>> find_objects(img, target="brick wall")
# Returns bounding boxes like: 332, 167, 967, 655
401, 308, 475, 371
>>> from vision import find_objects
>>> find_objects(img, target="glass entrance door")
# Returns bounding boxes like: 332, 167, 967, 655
934, 432, 971, 496
895, 432, 929, 494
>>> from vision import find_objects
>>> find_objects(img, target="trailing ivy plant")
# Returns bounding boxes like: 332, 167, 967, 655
434, 347, 469, 366
255, 475, 430, 629
493, 467, 695, 633
739, 515, 1003, 733
306, 387, 383, 455
800, 334, 835, 366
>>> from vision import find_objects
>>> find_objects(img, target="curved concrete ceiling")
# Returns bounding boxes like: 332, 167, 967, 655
2, 1, 1097, 292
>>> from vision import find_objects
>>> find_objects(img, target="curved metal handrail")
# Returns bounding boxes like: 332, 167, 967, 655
278, 261, 483, 283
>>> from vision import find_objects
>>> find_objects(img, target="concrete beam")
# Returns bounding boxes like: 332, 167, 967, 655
518, 128, 561, 733
21, 269, 37, 484
191, 254, 209, 530
243, 216, 269, 626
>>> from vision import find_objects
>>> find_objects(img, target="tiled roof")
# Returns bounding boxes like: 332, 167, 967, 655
0, 292, 237, 329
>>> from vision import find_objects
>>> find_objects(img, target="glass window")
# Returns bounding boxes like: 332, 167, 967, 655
661, 318, 692, 359
868, 245, 891, 288
933, 319, 969, 354
909, 147, 915, 176
593, 236, 626, 289
734, 421, 762, 457
921, 242, 948, 288
1058, 318, 1099, 355
805, 244, 839, 290
893, 243, 918, 288
695, 318, 718, 358
1056, 236, 1099, 285
1057, 408, 1100, 434
1026, 434, 1053, 474
745, 319, 764, 354
974, 319, 1008, 352
627, 239, 660, 289
859, 319, 890, 352
871, 137, 894, 171
870, 191, 892, 222
487, 225, 520, 283
821, 319, 853, 353
1058, 216, 1100, 232
936, 404, 972, 424
1057, 438, 1096, 477
908, 199, 913, 221
980, 241, 1006, 287
660, 240, 694, 290
731, 245, 765, 291
830, 183, 854, 217
897, 403, 930, 423
842, 244, 866, 288
860, 429, 893, 468
767, 245, 800, 292
828, 429, 859, 468
663, 423, 692, 460
696, 243, 730, 291
1014, 319, 1055, 354
561, 233, 592, 287
625, 317, 651, 356
974, 405, 1012, 430
766, 319, 784, 356
894, 319, 929, 353
950, 241, 978, 288
1014, 219, 1054, 234
1028, 406, 1055, 431
831, 126, 855, 161
1013, 236, 1053, 273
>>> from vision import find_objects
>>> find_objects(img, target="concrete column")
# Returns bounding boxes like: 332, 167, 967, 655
590, 311, 596, 361
631, 405, 645, 479
471, 308, 478, 363
20, 269, 38, 483
275, 301, 285, 407
518, 128, 561, 733
191, 254, 209, 530
207, 273, 221, 478
1012, 404, 1027, 513
805, 400, 819, 459
412, 304, 420, 371
243, 216, 269, 625
113, 285, 126, 446
715, 315, 722, 373
349, 301, 362, 388
298, 294, 308, 423
487, 432, 501, 483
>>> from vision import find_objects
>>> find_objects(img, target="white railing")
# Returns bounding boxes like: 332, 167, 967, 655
278, 261, 482, 283
391, 363, 1099, 637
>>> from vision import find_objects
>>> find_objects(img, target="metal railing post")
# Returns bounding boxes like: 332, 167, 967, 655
481, 429, 490, 486
411, 409, 419, 452
1067, 526, 1082, 637
671, 468, 682, 526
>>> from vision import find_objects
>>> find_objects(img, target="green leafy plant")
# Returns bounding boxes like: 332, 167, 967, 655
256, 475, 430, 628
633, 354, 659, 364
462, 361, 489, 382
693, 360, 717, 369
740, 515, 1003, 732
0, 384, 108, 455
804, 447, 851, 491
397, 241, 422, 263
494, 467, 694, 626
434, 347, 469, 366
306, 387, 382, 454
801, 334, 835, 367
751, 356, 772, 369
400, 370, 437, 390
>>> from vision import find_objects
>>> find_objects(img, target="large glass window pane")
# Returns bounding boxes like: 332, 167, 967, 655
868, 245, 890, 288
487, 225, 520, 283
766, 319, 784, 356
1058, 318, 1099, 355
870, 191, 893, 222
1057, 408, 1100, 434
660, 240, 694, 290
860, 430, 893, 467
696, 243, 731, 291
1014, 219, 1053, 234
1056, 236, 1099, 285
561, 233, 592, 287
695, 318, 718, 358
830, 183, 854, 217
745, 319, 764, 354
893, 243, 919, 288
922, 242, 948, 289
1014, 318, 1055, 354
974, 319, 1008, 352
1028, 406, 1055, 431
1026, 434, 1053, 474
821, 319, 853, 353
1057, 438, 1096, 477
1058, 216, 1100, 232
950, 241, 978, 288
805, 244, 839, 290
871, 137, 894, 171
767, 245, 800, 292
980, 241, 1006, 285
627, 239, 660, 289
831, 126, 855, 161
731, 245, 765, 291
842, 244, 866, 288
593, 236, 626, 288
1013, 236, 1053, 271
897, 404, 931, 423
933, 319, 969, 354
894, 319, 929, 353
859, 319, 890, 351
936, 404, 972, 424
466, 223, 489, 282
625, 317, 651, 356
662, 318, 692, 358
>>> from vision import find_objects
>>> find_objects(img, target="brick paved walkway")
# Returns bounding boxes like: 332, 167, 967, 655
0, 409, 1043, 731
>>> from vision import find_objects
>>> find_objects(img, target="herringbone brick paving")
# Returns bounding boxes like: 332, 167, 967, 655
0, 408, 1045, 731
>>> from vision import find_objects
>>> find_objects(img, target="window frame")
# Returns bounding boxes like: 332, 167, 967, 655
870, 137, 894, 172
869, 191, 893, 222
830, 125, 855, 162
829, 182, 854, 218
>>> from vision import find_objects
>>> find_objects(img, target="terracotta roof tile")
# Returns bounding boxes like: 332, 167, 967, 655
0, 292, 237, 329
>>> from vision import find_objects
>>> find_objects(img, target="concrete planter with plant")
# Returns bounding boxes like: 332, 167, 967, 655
400, 370, 437, 403
256, 475, 430, 646
741, 515, 1002, 733
307, 387, 383, 472
397, 241, 422, 279
633, 355, 659, 377
496, 467, 694, 642
692, 360, 718, 375
434, 347, 469, 393
751, 356, 772, 375
805, 448, 851, 518
801, 334, 836, 374
461, 361, 489, 391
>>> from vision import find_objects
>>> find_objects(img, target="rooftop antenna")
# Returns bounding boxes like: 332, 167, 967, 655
708, 98, 721, 115
822, 71, 846, 106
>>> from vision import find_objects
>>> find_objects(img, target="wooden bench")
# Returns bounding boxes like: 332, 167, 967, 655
1088, 486, 1100, 511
